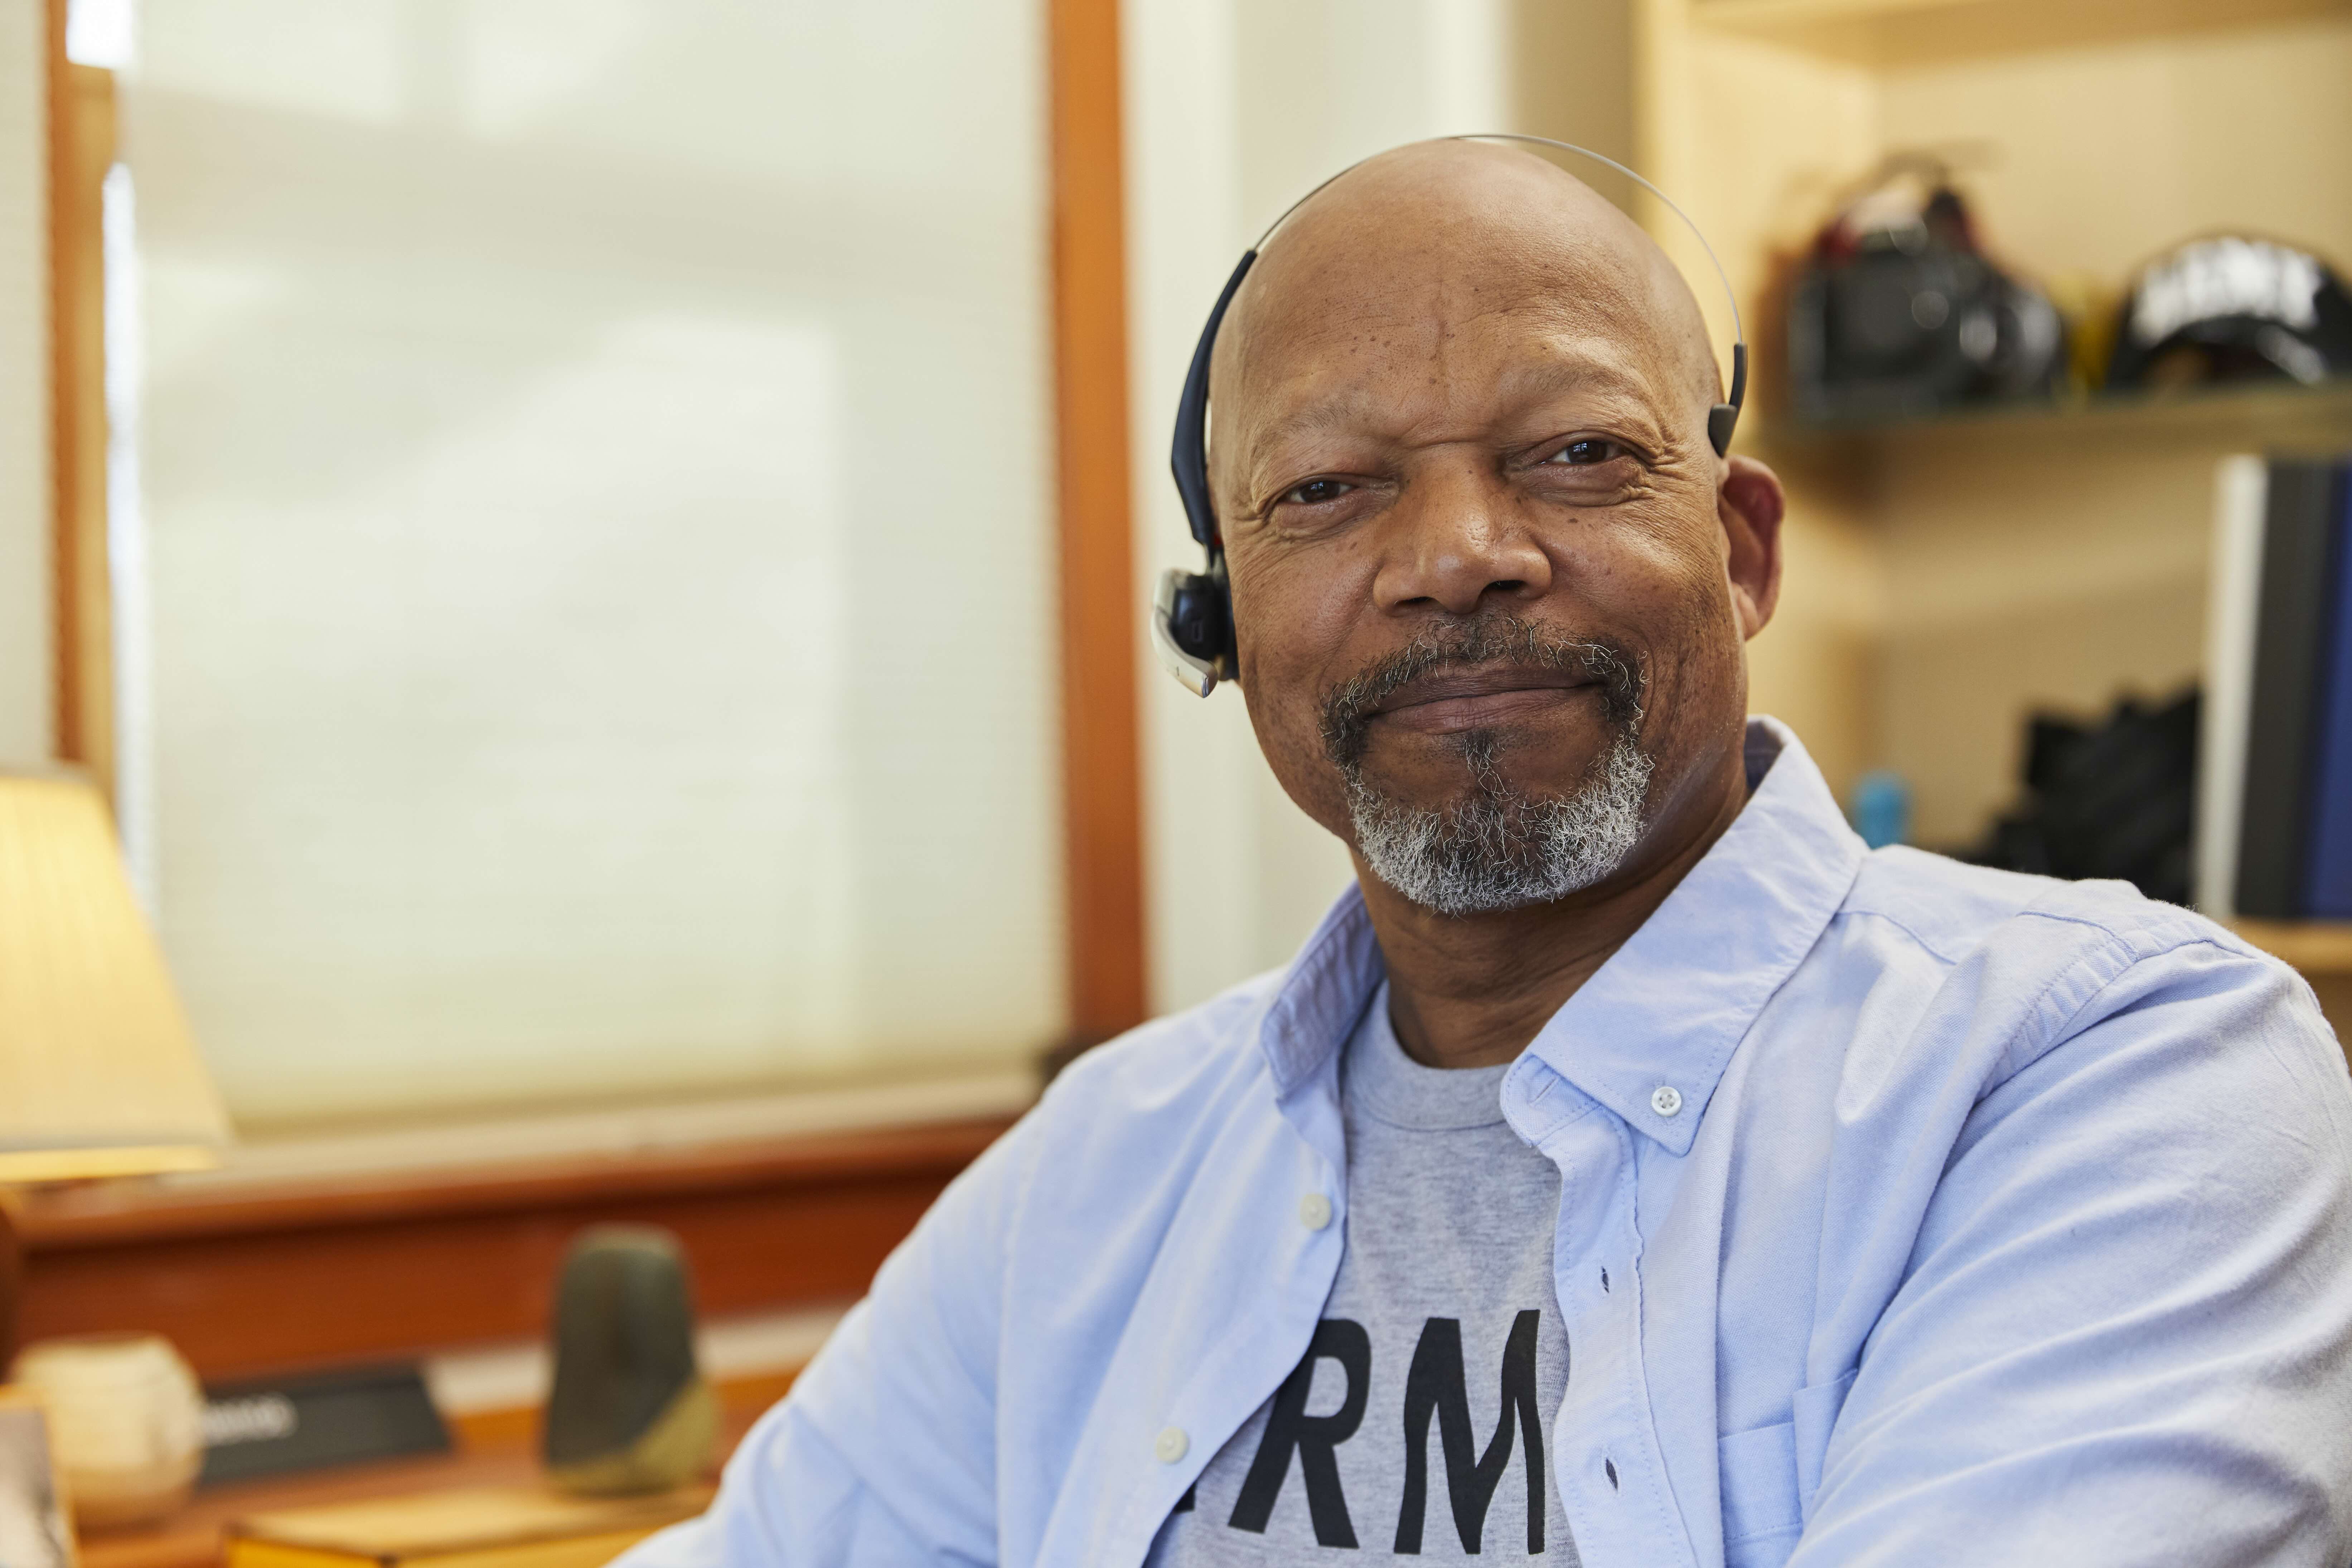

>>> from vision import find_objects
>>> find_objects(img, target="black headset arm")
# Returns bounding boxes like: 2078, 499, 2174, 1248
1170, 250, 1259, 550
1709, 343, 1747, 458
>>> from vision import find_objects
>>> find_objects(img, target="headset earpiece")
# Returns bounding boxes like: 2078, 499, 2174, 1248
1152, 558, 1232, 697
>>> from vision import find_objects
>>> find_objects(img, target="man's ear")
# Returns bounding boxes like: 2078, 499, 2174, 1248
1718, 455, 1785, 640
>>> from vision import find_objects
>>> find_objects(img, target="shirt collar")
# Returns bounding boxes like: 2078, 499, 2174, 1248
1255, 717, 1865, 1154
1258, 883, 1383, 1098
1516, 717, 1864, 1154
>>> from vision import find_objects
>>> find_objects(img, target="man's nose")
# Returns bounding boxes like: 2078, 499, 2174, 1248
1370, 460, 1552, 618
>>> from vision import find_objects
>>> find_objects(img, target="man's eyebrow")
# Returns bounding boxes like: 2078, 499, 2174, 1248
1235, 392, 1380, 470
1488, 352, 1663, 412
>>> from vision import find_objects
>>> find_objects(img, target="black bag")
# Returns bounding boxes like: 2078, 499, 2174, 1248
1960, 689, 2198, 907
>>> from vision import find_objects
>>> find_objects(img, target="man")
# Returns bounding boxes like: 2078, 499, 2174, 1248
623, 142, 2352, 1564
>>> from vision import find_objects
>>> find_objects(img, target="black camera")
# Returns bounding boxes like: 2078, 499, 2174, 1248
1789, 171, 2064, 423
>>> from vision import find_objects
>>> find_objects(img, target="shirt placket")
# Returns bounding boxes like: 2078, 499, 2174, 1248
1514, 1069, 1698, 1568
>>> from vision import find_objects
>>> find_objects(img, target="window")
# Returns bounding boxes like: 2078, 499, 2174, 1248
105, 2, 1070, 1127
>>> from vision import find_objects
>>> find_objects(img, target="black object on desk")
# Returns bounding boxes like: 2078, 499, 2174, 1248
542, 1226, 716, 1496
199, 1363, 449, 1487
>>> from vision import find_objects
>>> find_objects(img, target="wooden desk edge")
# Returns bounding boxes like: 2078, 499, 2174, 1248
80, 1372, 799, 1568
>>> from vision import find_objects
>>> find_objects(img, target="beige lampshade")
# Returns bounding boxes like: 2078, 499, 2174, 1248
0, 773, 230, 1181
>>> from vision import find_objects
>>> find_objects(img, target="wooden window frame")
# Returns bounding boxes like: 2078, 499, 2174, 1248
43, 0, 1148, 1042
47, 0, 115, 805
1048, 0, 1149, 1049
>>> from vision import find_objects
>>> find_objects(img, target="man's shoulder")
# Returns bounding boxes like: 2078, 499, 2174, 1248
976, 969, 1314, 1282
1030, 967, 1292, 1142
1835, 845, 2326, 1086
1840, 843, 2264, 976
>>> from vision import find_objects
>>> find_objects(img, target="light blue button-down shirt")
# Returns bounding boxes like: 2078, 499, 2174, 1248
621, 719, 2352, 1566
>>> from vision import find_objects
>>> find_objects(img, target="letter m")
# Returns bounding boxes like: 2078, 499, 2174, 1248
1394, 1311, 1545, 1554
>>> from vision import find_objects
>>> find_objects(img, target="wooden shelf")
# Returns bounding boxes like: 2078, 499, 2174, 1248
2234, 921, 2352, 978
1753, 380, 2352, 466
1693, 0, 2351, 67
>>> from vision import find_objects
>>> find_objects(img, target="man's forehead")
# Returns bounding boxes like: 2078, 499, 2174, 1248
1223, 219, 1656, 371
1206, 145, 1710, 454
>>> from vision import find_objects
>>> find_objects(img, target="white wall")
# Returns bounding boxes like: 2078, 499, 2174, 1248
1123, 0, 1511, 1015
0, 0, 51, 771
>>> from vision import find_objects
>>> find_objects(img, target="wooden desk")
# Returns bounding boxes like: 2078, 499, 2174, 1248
32, 1118, 994, 1568
79, 1381, 786, 1568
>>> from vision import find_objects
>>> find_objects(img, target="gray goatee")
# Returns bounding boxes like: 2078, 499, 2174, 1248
1319, 615, 1653, 917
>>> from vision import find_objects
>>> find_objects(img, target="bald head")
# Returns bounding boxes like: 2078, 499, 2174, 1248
1207, 140, 1723, 522
1195, 136, 1786, 928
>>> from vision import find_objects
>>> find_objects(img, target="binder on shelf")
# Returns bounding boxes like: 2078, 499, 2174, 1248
2308, 475, 2352, 919
2201, 451, 2352, 923
2235, 459, 2346, 919
2197, 456, 2267, 919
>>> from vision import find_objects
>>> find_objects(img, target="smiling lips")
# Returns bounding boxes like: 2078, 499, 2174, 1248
1367, 667, 1599, 735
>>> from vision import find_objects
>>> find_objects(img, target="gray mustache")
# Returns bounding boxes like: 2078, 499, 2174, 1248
1317, 615, 1646, 772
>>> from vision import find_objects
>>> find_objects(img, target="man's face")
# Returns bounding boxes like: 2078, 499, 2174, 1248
1213, 163, 1771, 914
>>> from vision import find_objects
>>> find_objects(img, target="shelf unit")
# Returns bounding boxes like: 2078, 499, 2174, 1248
1618, 0, 2352, 1011
1632, 0, 2352, 809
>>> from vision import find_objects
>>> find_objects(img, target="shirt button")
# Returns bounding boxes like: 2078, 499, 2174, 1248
1298, 1192, 1333, 1230
1155, 1426, 1189, 1463
1650, 1084, 1683, 1118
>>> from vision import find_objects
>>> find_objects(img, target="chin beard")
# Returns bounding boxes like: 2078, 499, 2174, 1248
1321, 616, 1653, 918
1346, 726, 1654, 916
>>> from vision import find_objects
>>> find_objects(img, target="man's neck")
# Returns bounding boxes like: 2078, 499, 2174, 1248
1360, 748, 1753, 1070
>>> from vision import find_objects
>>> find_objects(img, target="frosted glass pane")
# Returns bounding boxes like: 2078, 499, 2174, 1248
128, 0, 1062, 1126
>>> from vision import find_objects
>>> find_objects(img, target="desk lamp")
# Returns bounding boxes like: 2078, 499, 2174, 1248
0, 771, 232, 1360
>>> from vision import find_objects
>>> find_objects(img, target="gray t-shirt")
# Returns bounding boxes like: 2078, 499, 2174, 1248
1149, 984, 1576, 1563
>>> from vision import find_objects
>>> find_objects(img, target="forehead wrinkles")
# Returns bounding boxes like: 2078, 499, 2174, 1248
1240, 323, 1663, 471
1212, 244, 1674, 488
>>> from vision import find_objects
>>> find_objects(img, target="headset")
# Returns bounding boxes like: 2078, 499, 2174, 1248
1153, 133, 1748, 698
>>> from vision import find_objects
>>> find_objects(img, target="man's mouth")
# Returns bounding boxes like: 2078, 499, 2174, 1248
1366, 667, 1598, 736
1317, 615, 1646, 772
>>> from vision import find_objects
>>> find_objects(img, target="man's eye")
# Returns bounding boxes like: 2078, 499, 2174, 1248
1278, 478, 1354, 506
1545, 438, 1627, 466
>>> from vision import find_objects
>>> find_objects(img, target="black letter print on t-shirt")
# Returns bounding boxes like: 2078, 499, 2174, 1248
1229, 1317, 1371, 1546
1395, 1310, 1545, 1554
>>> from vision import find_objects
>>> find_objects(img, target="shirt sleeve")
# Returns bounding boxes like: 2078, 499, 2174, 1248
1789, 938, 2352, 1566
613, 1110, 1044, 1568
